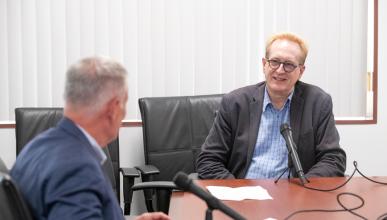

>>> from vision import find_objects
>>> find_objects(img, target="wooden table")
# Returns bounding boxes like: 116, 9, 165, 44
168, 176, 387, 220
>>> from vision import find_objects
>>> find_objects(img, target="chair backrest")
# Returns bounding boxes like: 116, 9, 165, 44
139, 94, 223, 181
14, 107, 121, 201
0, 157, 34, 220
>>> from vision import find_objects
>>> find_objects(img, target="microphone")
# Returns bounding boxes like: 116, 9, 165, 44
173, 172, 246, 220
280, 123, 308, 185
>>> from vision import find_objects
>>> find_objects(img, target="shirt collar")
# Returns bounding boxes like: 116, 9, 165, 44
76, 124, 107, 165
263, 86, 294, 112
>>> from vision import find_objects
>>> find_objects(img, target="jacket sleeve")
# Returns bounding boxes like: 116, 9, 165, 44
305, 94, 346, 177
196, 95, 236, 179
45, 159, 106, 220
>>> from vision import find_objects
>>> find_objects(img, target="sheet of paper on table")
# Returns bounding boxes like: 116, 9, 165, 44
206, 185, 273, 201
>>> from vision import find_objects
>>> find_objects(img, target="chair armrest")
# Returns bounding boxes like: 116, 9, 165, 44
119, 167, 140, 215
132, 181, 177, 214
135, 165, 160, 182
132, 181, 177, 191
120, 167, 140, 177
135, 165, 160, 175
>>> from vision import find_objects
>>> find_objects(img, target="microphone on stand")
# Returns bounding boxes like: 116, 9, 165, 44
280, 123, 309, 185
173, 172, 246, 220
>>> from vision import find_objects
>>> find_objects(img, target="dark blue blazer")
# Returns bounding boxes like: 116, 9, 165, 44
11, 117, 124, 220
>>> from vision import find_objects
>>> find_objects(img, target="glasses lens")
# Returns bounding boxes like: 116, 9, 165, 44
268, 60, 280, 68
267, 59, 298, 72
283, 63, 297, 72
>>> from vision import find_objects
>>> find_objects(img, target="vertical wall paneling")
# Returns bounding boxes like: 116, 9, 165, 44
7, 0, 23, 119
109, 0, 124, 60
21, 0, 37, 107
179, 0, 195, 96
0, 0, 9, 120
351, 0, 367, 116
323, 1, 340, 116
50, 0, 66, 107
122, 0, 139, 119
165, 0, 180, 96
36, 0, 52, 107
221, 0, 236, 92
150, 0, 166, 97
337, 0, 352, 117
137, 0, 152, 100
80, 0, 95, 56
0, 0, 372, 121
66, 0, 81, 68
233, 0, 247, 90
95, 0, 110, 56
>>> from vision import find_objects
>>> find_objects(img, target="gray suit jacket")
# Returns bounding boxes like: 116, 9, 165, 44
197, 81, 346, 179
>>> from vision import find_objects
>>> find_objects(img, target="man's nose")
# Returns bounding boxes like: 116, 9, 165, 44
276, 63, 287, 73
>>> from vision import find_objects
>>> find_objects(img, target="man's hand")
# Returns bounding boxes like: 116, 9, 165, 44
135, 212, 171, 220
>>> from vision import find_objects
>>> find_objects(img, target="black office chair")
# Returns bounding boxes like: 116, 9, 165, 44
14, 107, 139, 215
0, 157, 34, 220
132, 94, 223, 213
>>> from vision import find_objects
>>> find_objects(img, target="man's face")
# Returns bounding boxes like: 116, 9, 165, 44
262, 39, 305, 98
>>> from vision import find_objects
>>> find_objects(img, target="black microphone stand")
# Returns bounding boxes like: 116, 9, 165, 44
205, 207, 213, 220
274, 167, 290, 184
274, 155, 309, 184
203, 196, 221, 220
274, 156, 292, 184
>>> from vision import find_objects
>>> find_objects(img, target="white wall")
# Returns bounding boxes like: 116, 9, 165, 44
0, 0, 386, 215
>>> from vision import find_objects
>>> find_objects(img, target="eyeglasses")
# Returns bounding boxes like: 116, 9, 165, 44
265, 59, 301, 73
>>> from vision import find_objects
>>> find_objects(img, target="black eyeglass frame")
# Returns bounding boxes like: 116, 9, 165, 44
265, 58, 303, 73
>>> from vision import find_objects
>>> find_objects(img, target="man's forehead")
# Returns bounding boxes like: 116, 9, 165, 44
268, 39, 303, 61
271, 39, 301, 50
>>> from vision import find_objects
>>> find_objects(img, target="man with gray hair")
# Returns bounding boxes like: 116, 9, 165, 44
11, 57, 169, 220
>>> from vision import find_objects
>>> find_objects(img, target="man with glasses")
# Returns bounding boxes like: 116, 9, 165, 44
197, 32, 346, 180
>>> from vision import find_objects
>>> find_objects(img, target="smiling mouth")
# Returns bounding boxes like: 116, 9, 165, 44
273, 76, 287, 81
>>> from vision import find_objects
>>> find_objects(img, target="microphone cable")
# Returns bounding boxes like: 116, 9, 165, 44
284, 192, 365, 220
283, 161, 387, 220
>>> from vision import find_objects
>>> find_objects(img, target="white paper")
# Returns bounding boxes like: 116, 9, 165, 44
206, 185, 273, 201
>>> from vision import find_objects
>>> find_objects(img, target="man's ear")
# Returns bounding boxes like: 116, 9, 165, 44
104, 96, 120, 123
298, 65, 306, 79
262, 58, 267, 72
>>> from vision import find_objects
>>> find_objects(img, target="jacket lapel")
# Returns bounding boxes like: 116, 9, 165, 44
246, 83, 265, 171
290, 82, 304, 147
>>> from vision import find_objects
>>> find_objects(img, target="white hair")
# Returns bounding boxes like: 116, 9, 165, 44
64, 56, 128, 112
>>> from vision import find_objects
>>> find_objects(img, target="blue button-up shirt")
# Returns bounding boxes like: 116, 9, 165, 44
245, 87, 293, 179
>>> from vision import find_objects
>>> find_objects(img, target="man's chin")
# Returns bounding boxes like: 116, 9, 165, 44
268, 86, 292, 97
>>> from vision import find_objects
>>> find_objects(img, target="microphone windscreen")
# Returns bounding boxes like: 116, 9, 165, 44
173, 172, 191, 190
